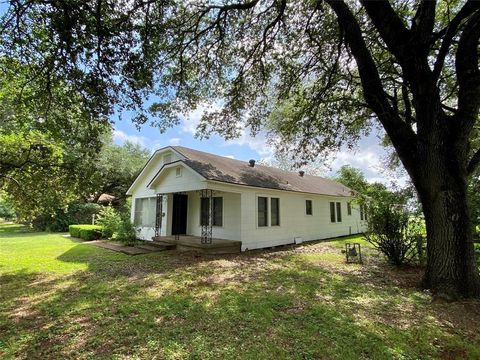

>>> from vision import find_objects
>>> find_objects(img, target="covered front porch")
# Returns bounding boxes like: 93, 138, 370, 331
150, 188, 242, 253
152, 235, 242, 254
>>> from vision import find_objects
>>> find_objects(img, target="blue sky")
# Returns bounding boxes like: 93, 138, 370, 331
113, 107, 398, 184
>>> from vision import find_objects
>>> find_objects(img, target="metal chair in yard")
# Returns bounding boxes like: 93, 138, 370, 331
344, 243, 363, 264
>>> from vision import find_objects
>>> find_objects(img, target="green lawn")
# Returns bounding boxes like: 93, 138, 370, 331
1, 224, 479, 359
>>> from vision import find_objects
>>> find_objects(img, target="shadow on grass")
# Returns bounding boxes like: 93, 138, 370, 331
0, 223, 33, 236
2, 241, 479, 359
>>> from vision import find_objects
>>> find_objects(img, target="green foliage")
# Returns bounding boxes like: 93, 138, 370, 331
364, 200, 424, 266
69, 224, 103, 241
97, 205, 137, 245
0, 193, 15, 220
116, 212, 138, 246
91, 139, 150, 205
0, 58, 110, 221
97, 206, 122, 238
334, 165, 370, 194
31, 202, 102, 232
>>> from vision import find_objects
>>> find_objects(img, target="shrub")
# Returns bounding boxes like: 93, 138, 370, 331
116, 214, 138, 246
32, 202, 102, 232
363, 201, 423, 266
96, 206, 121, 238
69, 225, 103, 241
97, 205, 137, 245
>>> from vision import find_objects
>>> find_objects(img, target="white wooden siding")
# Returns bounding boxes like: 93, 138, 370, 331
129, 151, 366, 246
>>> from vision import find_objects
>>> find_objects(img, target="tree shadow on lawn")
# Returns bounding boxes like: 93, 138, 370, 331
1, 243, 479, 359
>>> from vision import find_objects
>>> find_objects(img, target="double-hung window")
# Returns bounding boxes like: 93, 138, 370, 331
330, 201, 342, 223
257, 196, 280, 227
200, 197, 223, 226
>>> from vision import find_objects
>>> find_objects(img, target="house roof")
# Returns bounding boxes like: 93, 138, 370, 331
170, 146, 354, 197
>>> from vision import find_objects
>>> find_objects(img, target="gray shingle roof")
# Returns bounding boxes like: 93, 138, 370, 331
172, 146, 354, 197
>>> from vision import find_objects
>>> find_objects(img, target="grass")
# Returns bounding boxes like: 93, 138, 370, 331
1, 224, 479, 359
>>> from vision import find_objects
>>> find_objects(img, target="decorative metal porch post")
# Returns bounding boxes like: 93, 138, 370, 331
200, 189, 213, 244
155, 194, 163, 237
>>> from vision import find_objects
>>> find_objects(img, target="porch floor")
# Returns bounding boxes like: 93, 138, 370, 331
152, 235, 241, 254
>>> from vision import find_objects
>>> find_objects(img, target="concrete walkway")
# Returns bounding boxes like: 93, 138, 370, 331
63, 235, 171, 255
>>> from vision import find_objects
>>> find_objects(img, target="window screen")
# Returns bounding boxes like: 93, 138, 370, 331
347, 202, 352, 215
258, 197, 268, 227
271, 198, 280, 226
134, 197, 156, 227
212, 197, 223, 226
200, 197, 209, 226
330, 202, 336, 223
306, 200, 313, 215
336, 202, 342, 222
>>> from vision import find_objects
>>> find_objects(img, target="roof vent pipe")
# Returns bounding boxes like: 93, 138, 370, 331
299, 170, 305, 177
249, 159, 256, 167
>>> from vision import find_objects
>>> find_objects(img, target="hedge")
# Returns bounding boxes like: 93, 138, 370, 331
69, 225, 103, 241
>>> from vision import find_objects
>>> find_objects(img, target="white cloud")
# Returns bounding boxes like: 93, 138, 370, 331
113, 129, 146, 146
178, 104, 276, 161
179, 103, 221, 135
328, 144, 408, 186
168, 138, 181, 146
226, 131, 274, 159
224, 155, 235, 159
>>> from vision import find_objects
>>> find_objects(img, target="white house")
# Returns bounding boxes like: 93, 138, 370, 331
126, 146, 367, 252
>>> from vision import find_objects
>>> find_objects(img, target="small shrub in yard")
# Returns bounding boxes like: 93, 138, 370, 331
69, 225, 103, 241
96, 206, 121, 238
363, 201, 424, 266
97, 205, 137, 246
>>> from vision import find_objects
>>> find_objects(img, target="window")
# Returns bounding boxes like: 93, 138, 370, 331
134, 197, 156, 227
336, 202, 342, 222
305, 200, 313, 215
175, 167, 182, 177
347, 202, 352, 216
329, 201, 342, 223
360, 204, 367, 221
163, 154, 172, 164
271, 198, 280, 226
212, 197, 223, 226
330, 202, 336, 223
200, 197, 209, 226
200, 197, 223, 226
258, 197, 268, 227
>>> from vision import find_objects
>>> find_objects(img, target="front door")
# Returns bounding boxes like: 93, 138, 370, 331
172, 194, 188, 235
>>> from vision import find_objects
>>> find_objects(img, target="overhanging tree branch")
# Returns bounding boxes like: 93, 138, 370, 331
411, 0, 437, 46
456, 10, 480, 124
326, 0, 418, 172
433, 0, 480, 82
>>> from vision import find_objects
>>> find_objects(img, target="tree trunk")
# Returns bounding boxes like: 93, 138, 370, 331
416, 155, 480, 299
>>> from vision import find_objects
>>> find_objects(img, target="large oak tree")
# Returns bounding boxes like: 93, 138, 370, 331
2, 0, 480, 298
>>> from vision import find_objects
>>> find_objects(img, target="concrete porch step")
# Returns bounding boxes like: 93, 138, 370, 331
149, 241, 177, 250
135, 244, 166, 251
